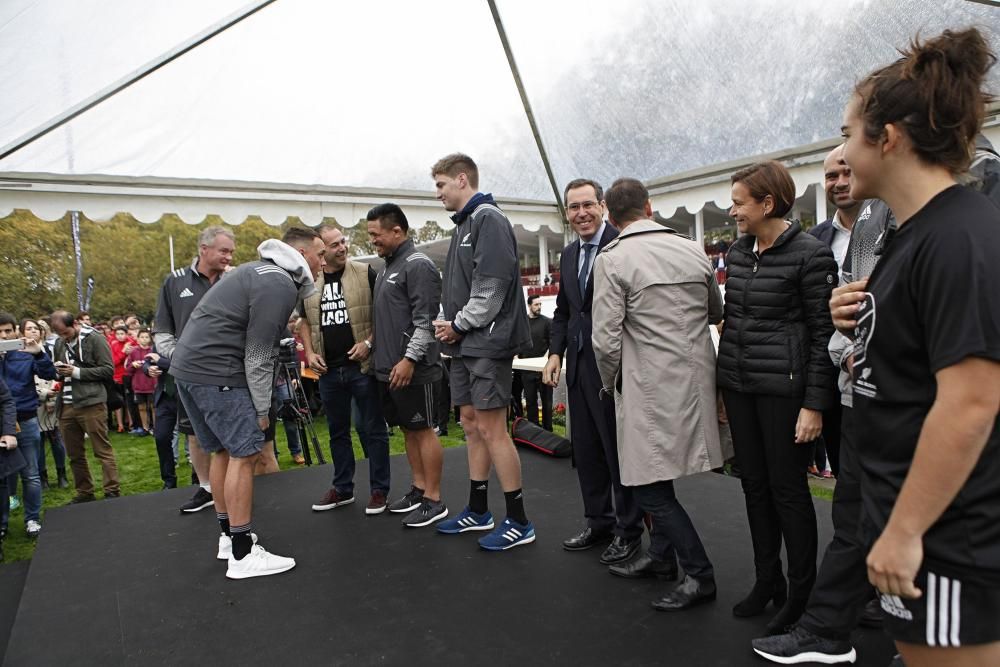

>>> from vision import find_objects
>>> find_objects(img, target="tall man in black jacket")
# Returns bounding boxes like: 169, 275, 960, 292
542, 178, 648, 567
431, 153, 536, 551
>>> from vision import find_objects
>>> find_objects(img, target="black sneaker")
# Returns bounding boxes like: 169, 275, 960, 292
179, 487, 214, 513
388, 486, 424, 514
751, 625, 856, 664
402, 500, 448, 528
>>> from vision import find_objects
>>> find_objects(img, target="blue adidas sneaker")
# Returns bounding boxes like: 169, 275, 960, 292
478, 518, 536, 551
436, 506, 494, 534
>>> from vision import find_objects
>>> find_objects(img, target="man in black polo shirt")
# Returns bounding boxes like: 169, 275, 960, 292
152, 226, 234, 508
366, 203, 448, 528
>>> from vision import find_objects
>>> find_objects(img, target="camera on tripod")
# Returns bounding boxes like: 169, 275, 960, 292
278, 337, 298, 366
275, 337, 325, 465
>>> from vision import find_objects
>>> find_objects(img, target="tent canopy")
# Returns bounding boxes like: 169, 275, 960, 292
2, 0, 999, 227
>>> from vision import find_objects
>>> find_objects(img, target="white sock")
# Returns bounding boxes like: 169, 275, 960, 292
200, 483, 211, 493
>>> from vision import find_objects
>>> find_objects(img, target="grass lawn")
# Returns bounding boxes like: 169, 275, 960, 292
3, 414, 832, 564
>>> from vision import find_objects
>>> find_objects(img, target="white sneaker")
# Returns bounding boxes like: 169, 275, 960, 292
216, 532, 258, 560
26, 520, 41, 538
226, 544, 295, 580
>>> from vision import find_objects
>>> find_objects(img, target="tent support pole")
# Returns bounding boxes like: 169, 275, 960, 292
488, 0, 566, 221
0, 0, 279, 162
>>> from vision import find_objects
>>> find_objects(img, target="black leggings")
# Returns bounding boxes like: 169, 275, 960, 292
722, 389, 817, 600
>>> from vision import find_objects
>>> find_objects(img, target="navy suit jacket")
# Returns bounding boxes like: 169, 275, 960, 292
549, 224, 619, 388
808, 219, 836, 248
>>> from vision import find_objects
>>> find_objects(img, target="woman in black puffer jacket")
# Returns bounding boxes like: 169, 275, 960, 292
718, 160, 838, 633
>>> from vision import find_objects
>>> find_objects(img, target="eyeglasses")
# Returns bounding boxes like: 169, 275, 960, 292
566, 201, 601, 213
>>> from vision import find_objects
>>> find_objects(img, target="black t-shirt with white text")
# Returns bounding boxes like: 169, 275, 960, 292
320, 267, 376, 368
853, 185, 1000, 584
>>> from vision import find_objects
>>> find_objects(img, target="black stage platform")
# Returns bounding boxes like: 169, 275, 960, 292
4, 448, 896, 666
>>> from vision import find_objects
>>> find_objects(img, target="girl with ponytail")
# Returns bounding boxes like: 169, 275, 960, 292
831, 27, 1000, 666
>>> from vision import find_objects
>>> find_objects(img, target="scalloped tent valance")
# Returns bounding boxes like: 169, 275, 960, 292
0, 173, 565, 232
1, 0, 998, 226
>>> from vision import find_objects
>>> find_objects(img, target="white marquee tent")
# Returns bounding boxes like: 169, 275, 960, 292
2, 0, 999, 250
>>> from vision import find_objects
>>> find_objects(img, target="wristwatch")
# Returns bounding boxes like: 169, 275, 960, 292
363, 339, 372, 350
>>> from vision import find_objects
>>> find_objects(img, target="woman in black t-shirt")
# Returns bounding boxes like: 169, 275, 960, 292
833, 28, 1000, 665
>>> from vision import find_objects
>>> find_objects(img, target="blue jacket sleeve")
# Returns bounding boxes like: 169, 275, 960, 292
32, 351, 57, 381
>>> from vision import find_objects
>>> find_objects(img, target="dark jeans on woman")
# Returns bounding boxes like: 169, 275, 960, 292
722, 390, 817, 600
633, 480, 714, 581
318, 363, 390, 495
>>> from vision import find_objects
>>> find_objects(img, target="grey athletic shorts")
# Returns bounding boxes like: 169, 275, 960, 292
449, 356, 513, 411
175, 380, 264, 458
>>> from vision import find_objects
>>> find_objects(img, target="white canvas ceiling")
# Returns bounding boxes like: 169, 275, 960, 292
1, 0, 998, 227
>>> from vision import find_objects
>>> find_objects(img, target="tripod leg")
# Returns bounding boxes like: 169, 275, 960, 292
307, 423, 326, 465
298, 422, 313, 466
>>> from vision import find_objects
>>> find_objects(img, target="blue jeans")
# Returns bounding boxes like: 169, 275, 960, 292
275, 383, 302, 456
9, 417, 43, 523
318, 364, 389, 494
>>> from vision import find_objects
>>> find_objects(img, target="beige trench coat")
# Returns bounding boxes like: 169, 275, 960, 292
591, 219, 727, 486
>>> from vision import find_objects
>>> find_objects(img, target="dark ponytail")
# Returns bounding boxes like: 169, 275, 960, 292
855, 27, 996, 173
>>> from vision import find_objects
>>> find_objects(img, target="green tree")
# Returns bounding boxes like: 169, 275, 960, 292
0, 210, 74, 318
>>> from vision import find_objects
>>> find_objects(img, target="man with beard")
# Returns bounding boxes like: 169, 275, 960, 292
171, 229, 322, 579
805, 145, 860, 479
301, 224, 391, 516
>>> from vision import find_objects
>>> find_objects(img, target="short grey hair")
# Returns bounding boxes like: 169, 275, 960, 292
198, 225, 235, 247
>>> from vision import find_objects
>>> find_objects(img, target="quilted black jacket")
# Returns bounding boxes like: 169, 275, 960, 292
717, 222, 838, 409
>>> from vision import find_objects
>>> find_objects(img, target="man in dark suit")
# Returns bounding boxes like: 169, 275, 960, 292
543, 178, 657, 568
805, 145, 860, 479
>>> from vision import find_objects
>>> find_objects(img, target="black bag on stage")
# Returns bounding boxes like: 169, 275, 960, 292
511, 417, 571, 458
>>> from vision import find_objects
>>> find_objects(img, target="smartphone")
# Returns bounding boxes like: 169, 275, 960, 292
0, 339, 25, 353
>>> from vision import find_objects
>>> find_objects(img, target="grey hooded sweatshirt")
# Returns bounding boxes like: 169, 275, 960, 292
170, 240, 316, 417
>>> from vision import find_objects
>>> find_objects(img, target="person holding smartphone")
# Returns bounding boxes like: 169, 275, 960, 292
0, 312, 57, 538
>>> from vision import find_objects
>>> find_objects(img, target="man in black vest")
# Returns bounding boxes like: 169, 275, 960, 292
543, 178, 653, 568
